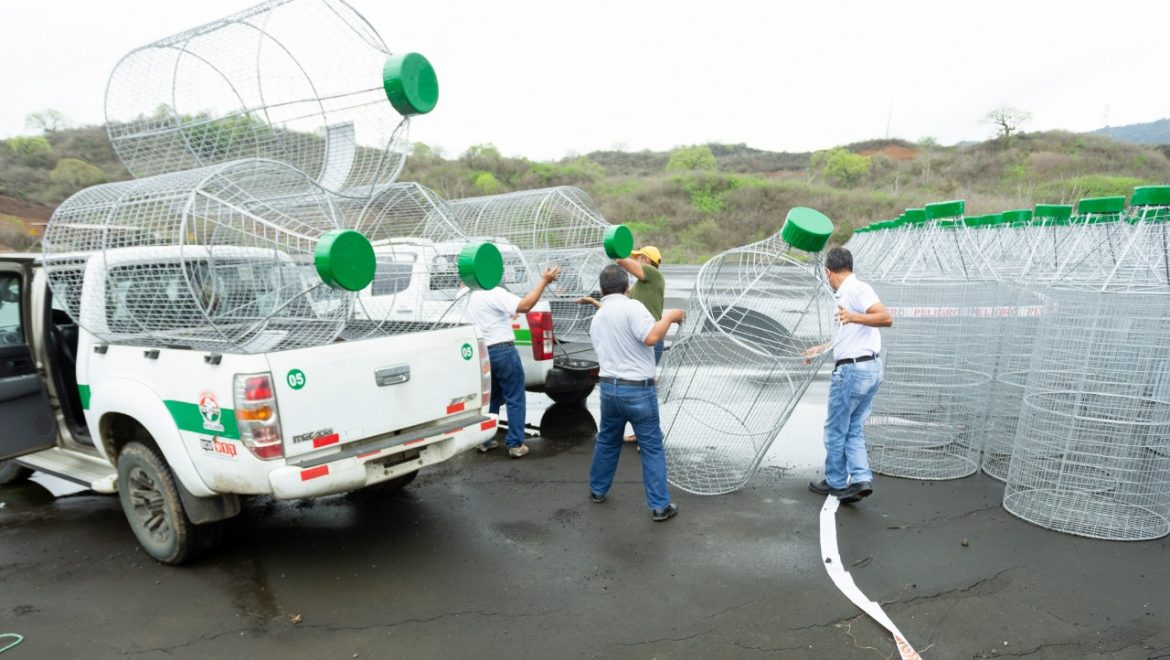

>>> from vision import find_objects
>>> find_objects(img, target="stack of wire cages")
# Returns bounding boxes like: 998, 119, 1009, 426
43, 159, 358, 353
865, 201, 995, 480
42, 0, 507, 359
1004, 188, 1170, 540
449, 186, 617, 342
103, 0, 436, 196
658, 208, 836, 495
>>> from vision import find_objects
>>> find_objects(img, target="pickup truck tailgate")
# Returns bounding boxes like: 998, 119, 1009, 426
266, 326, 485, 458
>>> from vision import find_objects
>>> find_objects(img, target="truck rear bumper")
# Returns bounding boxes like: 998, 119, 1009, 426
267, 416, 497, 499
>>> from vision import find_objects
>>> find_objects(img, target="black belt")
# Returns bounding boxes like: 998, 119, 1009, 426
600, 376, 656, 387
835, 354, 879, 368
487, 341, 515, 349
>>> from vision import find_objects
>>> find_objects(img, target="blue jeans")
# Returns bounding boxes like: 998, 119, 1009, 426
589, 381, 671, 511
823, 359, 883, 489
488, 344, 526, 448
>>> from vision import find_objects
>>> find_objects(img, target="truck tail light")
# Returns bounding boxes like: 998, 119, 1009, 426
234, 373, 284, 460
526, 311, 554, 361
477, 337, 491, 409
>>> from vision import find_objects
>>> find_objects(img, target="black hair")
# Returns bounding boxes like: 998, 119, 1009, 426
599, 264, 630, 296
825, 247, 853, 273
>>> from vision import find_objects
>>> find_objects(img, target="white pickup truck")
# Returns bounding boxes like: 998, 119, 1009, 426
0, 248, 496, 564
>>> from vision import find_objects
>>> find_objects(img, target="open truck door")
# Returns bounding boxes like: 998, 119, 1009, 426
0, 261, 57, 461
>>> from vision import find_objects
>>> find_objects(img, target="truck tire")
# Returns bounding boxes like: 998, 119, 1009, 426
117, 442, 205, 565
546, 383, 595, 406
0, 460, 34, 486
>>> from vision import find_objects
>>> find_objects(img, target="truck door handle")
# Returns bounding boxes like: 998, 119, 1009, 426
375, 365, 410, 387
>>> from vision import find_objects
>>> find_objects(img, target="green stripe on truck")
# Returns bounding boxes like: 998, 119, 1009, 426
513, 328, 532, 346
164, 400, 241, 440
78, 384, 90, 410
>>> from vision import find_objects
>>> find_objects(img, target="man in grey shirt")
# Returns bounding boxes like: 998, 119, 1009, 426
587, 264, 686, 521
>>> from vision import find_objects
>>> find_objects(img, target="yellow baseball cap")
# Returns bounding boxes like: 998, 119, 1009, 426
631, 245, 662, 265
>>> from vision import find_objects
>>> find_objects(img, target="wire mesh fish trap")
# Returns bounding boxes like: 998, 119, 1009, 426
105, 0, 437, 193
449, 186, 616, 341
659, 208, 835, 495
323, 182, 476, 340
865, 201, 996, 480
44, 159, 378, 353
1004, 187, 1170, 540
1003, 291, 1170, 540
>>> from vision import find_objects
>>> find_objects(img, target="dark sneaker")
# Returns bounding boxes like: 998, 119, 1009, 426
589, 492, 606, 504
508, 444, 529, 458
838, 481, 873, 504
476, 439, 499, 453
808, 479, 846, 497
651, 503, 678, 522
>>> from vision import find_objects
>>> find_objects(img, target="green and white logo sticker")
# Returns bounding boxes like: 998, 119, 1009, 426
460, 343, 474, 361
286, 368, 307, 390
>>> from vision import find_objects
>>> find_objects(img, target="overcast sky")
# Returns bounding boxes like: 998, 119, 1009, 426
2, 0, 1167, 161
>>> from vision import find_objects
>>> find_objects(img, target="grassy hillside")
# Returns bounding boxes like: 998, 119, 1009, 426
403, 132, 1170, 262
3, 125, 1169, 260
1091, 118, 1170, 145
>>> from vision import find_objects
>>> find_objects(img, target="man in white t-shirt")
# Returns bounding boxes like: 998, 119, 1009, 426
587, 264, 686, 522
465, 266, 559, 458
802, 247, 892, 503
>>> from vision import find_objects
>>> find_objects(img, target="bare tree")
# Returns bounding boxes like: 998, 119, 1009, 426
985, 106, 1031, 140
25, 109, 69, 133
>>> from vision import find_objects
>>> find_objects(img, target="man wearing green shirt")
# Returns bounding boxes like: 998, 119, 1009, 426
623, 246, 666, 361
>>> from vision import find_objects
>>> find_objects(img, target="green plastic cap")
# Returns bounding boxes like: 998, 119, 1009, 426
603, 224, 634, 259
962, 216, 981, 227
1002, 209, 1033, 224
780, 207, 834, 252
383, 52, 439, 116
1033, 204, 1073, 222
1077, 196, 1125, 215
1130, 186, 1170, 207
315, 229, 376, 292
904, 208, 927, 224
924, 200, 965, 220
457, 242, 504, 291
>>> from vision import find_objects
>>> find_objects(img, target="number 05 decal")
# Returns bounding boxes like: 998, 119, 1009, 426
287, 369, 307, 390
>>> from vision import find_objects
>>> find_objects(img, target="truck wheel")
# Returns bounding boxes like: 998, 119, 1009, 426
546, 384, 595, 406
117, 442, 201, 565
0, 460, 33, 486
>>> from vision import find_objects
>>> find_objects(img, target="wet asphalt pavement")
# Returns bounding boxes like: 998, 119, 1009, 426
3, 266, 1169, 658
3, 376, 1169, 659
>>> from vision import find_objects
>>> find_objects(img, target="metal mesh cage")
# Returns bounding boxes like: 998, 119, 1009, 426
1003, 288, 1170, 540
43, 159, 356, 353
449, 186, 616, 341
1002, 197, 1170, 540
659, 218, 835, 495
866, 283, 993, 480
861, 207, 998, 481
105, 0, 416, 193
324, 182, 471, 341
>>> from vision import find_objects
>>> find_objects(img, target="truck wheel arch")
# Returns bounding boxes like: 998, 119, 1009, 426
92, 379, 216, 498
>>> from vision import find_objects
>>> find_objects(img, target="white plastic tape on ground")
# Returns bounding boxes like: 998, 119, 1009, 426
819, 496, 921, 659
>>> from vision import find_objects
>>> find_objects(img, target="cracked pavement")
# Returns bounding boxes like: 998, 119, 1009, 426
2, 378, 1168, 659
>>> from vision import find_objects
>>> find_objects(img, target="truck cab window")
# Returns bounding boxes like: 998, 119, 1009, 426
0, 274, 23, 345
